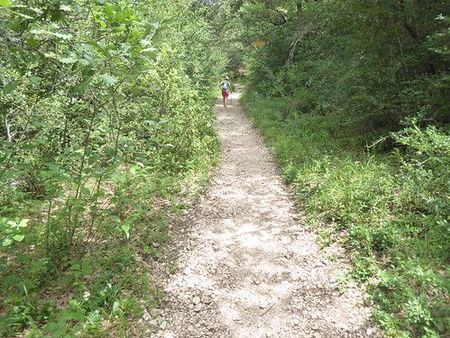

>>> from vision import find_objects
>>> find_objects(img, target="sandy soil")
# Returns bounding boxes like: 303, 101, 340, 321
148, 93, 379, 338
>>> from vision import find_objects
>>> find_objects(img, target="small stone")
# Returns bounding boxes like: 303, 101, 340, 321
143, 310, 151, 321
149, 308, 161, 318
187, 325, 195, 332
194, 303, 203, 312
160, 321, 167, 330
367, 328, 376, 335
192, 296, 201, 305
339, 324, 349, 331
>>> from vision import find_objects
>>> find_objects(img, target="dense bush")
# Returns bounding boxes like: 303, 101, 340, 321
0, 0, 222, 336
237, 0, 450, 128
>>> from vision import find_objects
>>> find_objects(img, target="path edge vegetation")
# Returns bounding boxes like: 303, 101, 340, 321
0, 1, 223, 336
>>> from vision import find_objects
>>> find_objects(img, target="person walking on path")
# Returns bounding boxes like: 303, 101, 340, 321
219, 77, 231, 108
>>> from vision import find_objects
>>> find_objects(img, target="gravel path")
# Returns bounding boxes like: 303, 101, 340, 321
150, 93, 379, 338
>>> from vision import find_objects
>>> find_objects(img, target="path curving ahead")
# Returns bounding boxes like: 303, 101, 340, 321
152, 93, 379, 338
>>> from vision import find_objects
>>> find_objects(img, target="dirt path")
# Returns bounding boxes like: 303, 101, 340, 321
150, 93, 378, 338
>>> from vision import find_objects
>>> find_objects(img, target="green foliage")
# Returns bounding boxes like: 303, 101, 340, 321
0, 0, 12, 7
243, 94, 450, 337
1, 218, 29, 247
0, 0, 223, 336
235, 0, 449, 128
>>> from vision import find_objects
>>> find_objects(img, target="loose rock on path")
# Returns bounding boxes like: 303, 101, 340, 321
149, 93, 379, 338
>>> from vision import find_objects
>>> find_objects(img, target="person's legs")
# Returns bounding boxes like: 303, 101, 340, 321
222, 90, 229, 108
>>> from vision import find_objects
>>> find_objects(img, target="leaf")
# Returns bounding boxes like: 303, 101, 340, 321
145, 120, 157, 127
0, 218, 8, 228
75, 77, 92, 93
141, 47, 158, 54
130, 165, 139, 175
13, 234, 25, 242
30, 29, 72, 41
0, 0, 12, 7
121, 223, 130, 239
99, 74, 118, 87
80, 187, 91, 197
59, 56, 78, 64
105, 146, 116, 157
18, 219, 30, 228
43, 51, 57, 59
3, 81, 17, 95
31, 76, 42, 86
6, 220, 17, 227
59, 4, 72, 12
54, 32, 73, 40
14, 12, 34, 19
3, 237, 13, 247
111, 300, 121, 315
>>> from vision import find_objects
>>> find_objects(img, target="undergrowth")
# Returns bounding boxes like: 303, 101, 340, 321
0, 136, 218, 337
0, 1, 222, 336
242, 93, 450, 337
0, 135, 218, 338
